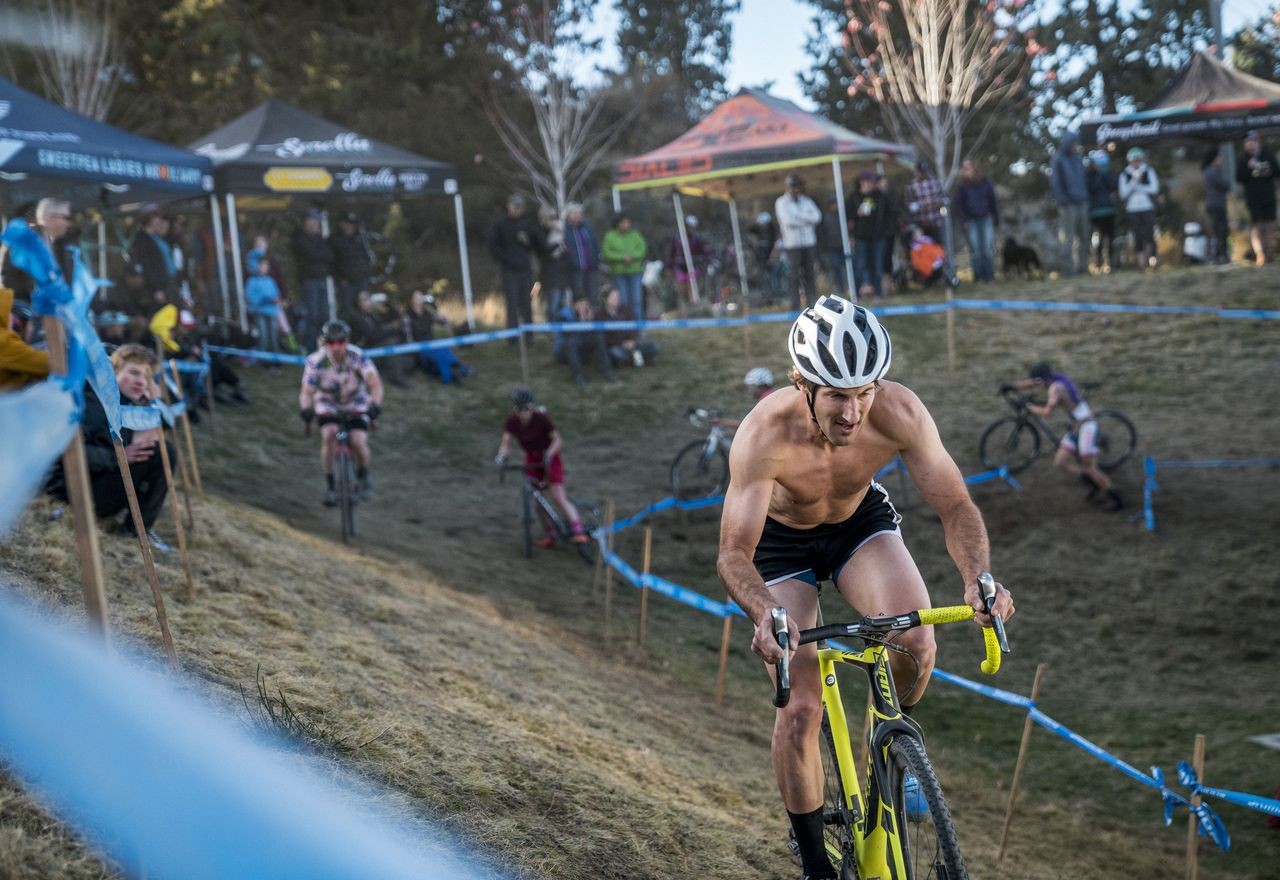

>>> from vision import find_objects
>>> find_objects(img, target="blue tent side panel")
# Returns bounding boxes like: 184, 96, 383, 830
0, 75, 213, 199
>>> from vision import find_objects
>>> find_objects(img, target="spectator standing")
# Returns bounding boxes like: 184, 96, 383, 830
877, 175, 901, 297
666, 215, 709, 303
1201, 147, 1232, 265
0, 289, 49, 391
903, 160, 946, 241
246, 256, 282, 353
774, 174, 822, 310
952, 159, 999, 283
291, 211, 334, 347
1050, 131, 1090, 275
818, 196, 849, 295
535, 206, 572, 321
602, 286, 658, 368
563, 203, 600, 306
488, 194, 537, 331
1084, 151, 1118, 273
601, 213, 648, 319
1118, 147, 1160, 272
1236, 130, 1278, 265
127, 207, 179, 313
0, 202, 38, 299
329, 213, 370, 317
849, 170, 888, 299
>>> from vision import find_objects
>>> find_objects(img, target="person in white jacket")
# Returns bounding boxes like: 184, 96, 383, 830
775, 174, 823, 310
1118, 147, 1160, 272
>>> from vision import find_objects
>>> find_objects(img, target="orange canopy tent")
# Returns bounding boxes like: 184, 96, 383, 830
611, 89, 913, 301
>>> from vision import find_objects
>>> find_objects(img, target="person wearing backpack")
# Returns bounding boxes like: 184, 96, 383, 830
1118, 147, 1160, 272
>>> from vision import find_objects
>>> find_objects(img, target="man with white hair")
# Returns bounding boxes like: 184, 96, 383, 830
562, 202, 600, 305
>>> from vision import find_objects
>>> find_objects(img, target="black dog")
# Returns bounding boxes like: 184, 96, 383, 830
1002, 236, 1042, 279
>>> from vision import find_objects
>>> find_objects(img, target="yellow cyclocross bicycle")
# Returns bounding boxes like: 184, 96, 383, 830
773, 574, 1009, 880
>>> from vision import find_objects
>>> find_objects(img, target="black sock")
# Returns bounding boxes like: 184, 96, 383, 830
357, 467, 368, 480
787, 807, 835, 878
326, 473, 334, 490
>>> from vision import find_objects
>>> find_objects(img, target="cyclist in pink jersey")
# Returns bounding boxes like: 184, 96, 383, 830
299, 320, 384, 506
494, 386, 589, 547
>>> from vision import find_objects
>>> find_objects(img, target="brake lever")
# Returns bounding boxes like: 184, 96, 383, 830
978, 572, 1010, 654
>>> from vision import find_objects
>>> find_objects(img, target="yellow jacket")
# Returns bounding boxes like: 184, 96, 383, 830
0, 287, 50, 391
149, 304, 181, 353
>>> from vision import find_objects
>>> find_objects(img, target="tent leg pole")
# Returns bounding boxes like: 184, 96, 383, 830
832, 157, 856, 300
728, 197, 749, 306
612, 186, 621, 213
96, 214, 108, 283
224, 194, 247, 332
320, 210, 337, 323
454, 193, 476, 331
673, 193, 698, 305
209, 196, 231, 324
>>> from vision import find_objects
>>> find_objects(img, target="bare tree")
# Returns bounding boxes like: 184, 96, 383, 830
481, 0, 643, 212
840, 0, 1032, 186
32, 0, 124, 120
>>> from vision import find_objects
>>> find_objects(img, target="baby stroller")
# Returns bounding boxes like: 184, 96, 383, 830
906, 226, 960, 289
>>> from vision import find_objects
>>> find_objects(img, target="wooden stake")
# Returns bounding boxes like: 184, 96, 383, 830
592, 497, 614, 596
638, 526, 652, 645
945, 286, 956, 370
111, 440, 178, 669
1186, 733, 1205, 880
741, 297, 752, 362
999, 663, 1046, 862
156, 372, 195, 532
42, 317, 111, 638
155, 435, 195, 600
714, 609, 733, 705
169, 361, 204, 498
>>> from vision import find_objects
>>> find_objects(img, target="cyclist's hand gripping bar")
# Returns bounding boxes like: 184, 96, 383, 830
771, 607, 791, 709
978, 572, 1011, 657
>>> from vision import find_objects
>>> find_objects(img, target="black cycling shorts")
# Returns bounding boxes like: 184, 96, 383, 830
753, 482, 902, 589
318, 413, 370, 432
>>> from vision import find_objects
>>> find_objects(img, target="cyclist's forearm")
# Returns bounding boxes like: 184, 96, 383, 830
938, 498, 991, 587
717, 550, 773, 624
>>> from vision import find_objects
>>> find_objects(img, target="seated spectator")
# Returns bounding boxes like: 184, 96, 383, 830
193, 318, 251, 406
246, 256, 282, 353
907, 225, 948, 286
1, 290, 49, 390
148, 305, 207, 418
556, 294, 617, 388
93, 310, 135, 350
46, 343, 173, 548
601, 286, 658, 368
345, 289, 408, 387
403, 289, 470, 384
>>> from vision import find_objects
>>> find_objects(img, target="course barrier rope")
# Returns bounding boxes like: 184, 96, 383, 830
591, 489, 1279, 850
1143, 455, 1280, 531
199, 294, 1280, 365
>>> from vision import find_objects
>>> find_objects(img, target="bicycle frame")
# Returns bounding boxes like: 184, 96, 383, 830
1003, 392, 1065, 447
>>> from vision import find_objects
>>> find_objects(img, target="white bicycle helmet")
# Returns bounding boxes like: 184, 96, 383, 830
788, 295, 892, 388
744, 367, 774, 387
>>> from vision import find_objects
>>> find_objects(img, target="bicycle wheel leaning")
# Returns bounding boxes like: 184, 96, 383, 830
670, 440, 729, 500
336, 448, 357, 542
521, 481, 535, 559
817, 714, 858, 880
1092, 410, 1137, 471
889, 736, 966, 880
978, 416, 1041, 474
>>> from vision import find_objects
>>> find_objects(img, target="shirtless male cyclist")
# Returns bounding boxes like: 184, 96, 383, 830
716, 295, 1015, 880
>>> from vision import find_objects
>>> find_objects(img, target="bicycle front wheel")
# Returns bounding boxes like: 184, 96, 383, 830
670, 440, 729, 500
337, 450, 356, 542
889, 736, 966, 880
978, 416, 1040, 474
1093, 410, 1137, 471
571, 498, 602, 565
818, 713, 858, 880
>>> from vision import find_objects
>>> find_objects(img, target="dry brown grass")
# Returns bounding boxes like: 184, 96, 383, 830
2, 261, 1277, 879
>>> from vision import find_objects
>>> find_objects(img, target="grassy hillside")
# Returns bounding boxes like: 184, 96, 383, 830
2, 263, 1278, 878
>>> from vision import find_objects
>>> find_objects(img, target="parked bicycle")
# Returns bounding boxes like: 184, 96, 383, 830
979, 386, 1137, 474
499, 464, 601, 564
306, 415, 363, 542
773, 574, 1008, 880
670, 408, 730, 500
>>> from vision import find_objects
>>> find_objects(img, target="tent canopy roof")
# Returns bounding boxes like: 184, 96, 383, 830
189, 97, 459, 198
613, 88, 913, 199
1081, 53, 1280, 146
0, 75, 212, 210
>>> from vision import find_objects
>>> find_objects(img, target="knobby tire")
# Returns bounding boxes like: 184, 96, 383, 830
1093, 410, 1138, 471
337, 449, 356, 542
670, 440, 729, 500
978, 416, 1040, 474
889, 736, 966, 880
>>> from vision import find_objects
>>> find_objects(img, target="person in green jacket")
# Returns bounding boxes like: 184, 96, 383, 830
601, 213, 648, 320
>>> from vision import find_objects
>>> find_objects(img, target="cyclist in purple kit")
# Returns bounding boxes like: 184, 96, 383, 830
1006, 361, 1122, 511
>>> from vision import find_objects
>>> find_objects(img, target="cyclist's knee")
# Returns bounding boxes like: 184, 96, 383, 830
898, 628, 937, 673
775, 695, 824, 744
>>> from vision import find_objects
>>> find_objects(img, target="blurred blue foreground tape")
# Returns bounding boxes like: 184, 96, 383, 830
0, 590, 506, 880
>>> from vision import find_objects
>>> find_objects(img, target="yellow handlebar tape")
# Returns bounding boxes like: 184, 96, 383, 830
916, 605, 1002, 674
980, 625, 1002, 675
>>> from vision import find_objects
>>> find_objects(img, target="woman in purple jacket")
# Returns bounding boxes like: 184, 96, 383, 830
952, 159, 1000, 283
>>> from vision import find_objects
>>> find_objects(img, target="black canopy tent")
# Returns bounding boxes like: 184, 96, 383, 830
0, 74, 213, 278
189, 98, 474, 329
1080, 52, 1280, 149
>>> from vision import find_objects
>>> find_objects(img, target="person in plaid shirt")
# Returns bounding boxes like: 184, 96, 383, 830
903, 160, 946, 241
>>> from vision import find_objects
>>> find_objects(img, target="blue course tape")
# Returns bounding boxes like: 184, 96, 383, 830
953, 298, 1219, 317
205, 345, 308, 365
0, 590, 506, 880
1029, 707, 1159, 790
642, 574, 732, 617
0, 381, 78, 535
930, 668, 1036, 709
1155, 458, 1280, 469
